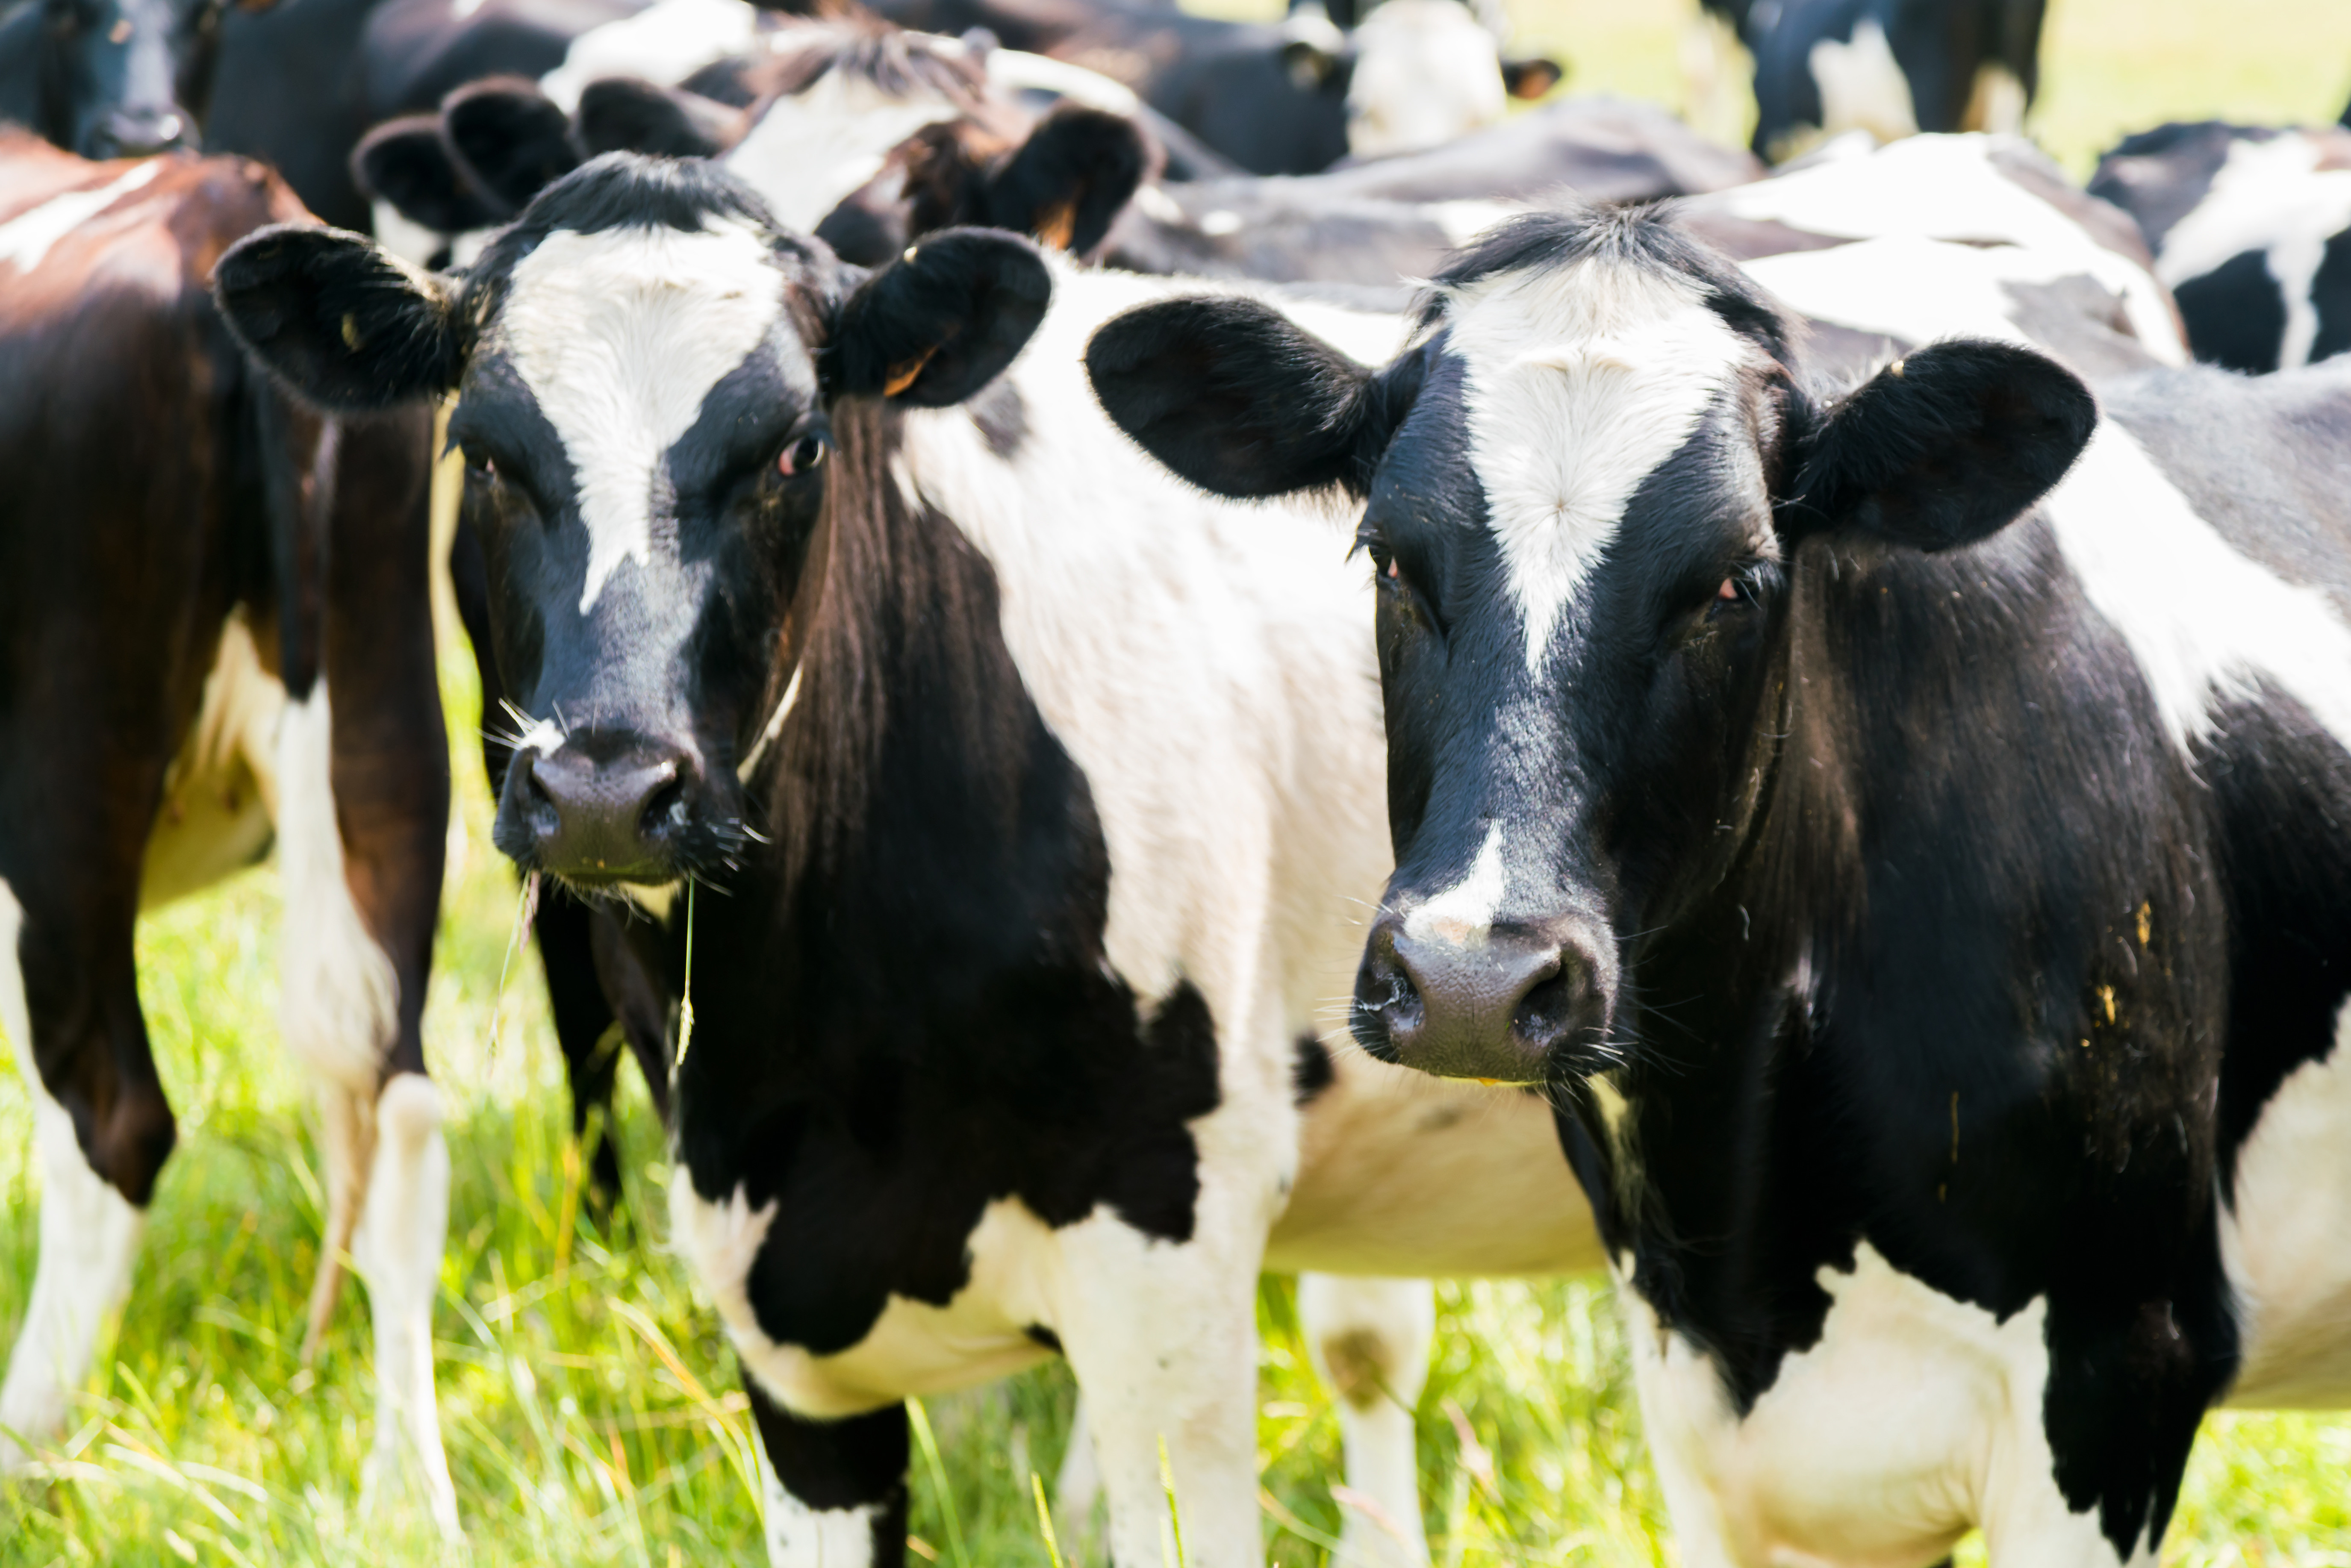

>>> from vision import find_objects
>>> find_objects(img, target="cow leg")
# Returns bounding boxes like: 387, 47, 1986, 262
535, 887, 629, 1209
1297, 1274, 1434, 1567
1054, 1217, 1266, 1567
745, 1377, 909, 1567
1053, 1394, 1105, 1548
0, 880, 159, 1469
352, 1071, 456, 1536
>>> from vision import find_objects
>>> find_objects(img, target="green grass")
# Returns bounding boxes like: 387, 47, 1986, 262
10, 3, 2351, 1560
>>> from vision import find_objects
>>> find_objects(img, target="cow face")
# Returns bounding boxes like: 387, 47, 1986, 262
1089, 209, 2092, 1087
216, 155, 1049, 893
1341, 0, 1559, 159
20, 0, 196, 157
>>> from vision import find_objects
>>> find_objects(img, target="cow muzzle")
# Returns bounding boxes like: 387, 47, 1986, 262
495, 734, 707, 886
1352, 909, 1612, 1085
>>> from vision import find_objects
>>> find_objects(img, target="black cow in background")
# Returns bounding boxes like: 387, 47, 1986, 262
2091, 119, 2351, 374
0, 0, 210, 156
1696, 0, 2046, 160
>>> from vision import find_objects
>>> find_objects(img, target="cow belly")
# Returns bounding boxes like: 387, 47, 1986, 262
2221, 1001, 2351, 1409
672, 1183, 1058, 1420
1268, 1057, 1603, 1279
140, 615, 285, 911
1622, 1246, 2119, 1568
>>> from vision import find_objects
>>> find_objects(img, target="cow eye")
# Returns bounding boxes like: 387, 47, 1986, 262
778, 431, 831, 479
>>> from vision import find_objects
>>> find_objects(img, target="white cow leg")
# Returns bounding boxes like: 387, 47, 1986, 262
301, 1076, 375, 1363
1054, 1393, 1106, 1554
0, 1072, 145, 1468
1055, 1216, 1265, 1567
0, 880, 150, 1470
351, 1072, 458, 1538
1298, 1274, 1434, 1567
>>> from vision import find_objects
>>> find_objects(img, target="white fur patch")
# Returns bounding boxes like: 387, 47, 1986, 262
351, 1073, 458, 1536
499, 220, 785, 613
538, 0, 763, 113
1402, 822, 1507, 947
722, 71, 963, 233
1345, 0, 1507, 160
2220, 1001, 2351, 1409
0, 882, 149, 1470
2154, 133, 2351, 371
0, 160, 162, 276
2039, 419, 2351, 757
1444, 258, 1754, 671
1806, 17, 1917, 147
276, 686, 402, 1093
1721, 134, 2187, 364
757, 1436, 884, 1568
1298, 1274, 1434, 1568
984, 48, 1141, 117
1621, 1245, 2143, 1566
1740, 229, 2106, 348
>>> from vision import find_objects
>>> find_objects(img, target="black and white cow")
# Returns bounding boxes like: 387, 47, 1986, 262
0, 0, 209, 158
209, 154, 1617, 1567
2089, 120, 2351, 374
1693, 0, 2047, 161
0, 131, 456, 1527
1088, 199, 2351, 1563
868, 0, 1559, 175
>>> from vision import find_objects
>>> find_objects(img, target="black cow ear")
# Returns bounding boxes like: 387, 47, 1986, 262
1791, 339, 2095, 553
574, 76, 741, 159
444, 76, 579, 213
352, 115, 504, 234
1502, 56, 1564, 100
1086, 296, 1386, 498
827, 228, 1051, 407
984, 104, 1154, 259
213, 224, 460, 413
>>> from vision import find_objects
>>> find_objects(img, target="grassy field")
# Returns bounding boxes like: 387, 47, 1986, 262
9, 2, 2351, 1564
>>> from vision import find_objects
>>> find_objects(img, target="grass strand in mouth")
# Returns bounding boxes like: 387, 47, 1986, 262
487, 869, 542, 1066
675, 877, 698, 1069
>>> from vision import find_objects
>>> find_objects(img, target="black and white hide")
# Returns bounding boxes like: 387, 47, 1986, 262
212, 154, 1610, 1568
1088, 196, 2351, 1567
2090, 120, 2351, 374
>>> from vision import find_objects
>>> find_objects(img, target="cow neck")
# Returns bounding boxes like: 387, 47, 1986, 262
1586, 518, 2228, 1412
695, 393, 1116, 1083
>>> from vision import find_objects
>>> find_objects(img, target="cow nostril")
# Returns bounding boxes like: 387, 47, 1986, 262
640, 771, 688, 837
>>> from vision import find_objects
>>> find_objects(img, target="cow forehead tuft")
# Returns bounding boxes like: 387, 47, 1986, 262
1441, 255, 1759, 673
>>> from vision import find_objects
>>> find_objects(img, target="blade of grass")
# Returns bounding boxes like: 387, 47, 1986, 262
906, 1398, 972, 1568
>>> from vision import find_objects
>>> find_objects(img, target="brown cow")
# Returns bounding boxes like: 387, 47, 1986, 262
0, 128, 455, 1530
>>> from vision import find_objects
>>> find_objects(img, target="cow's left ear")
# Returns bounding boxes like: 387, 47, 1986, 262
984, 105, 1154, 258
826, 228, 1051, 406
213, 224, 460, 412
1790, 338, 2096, 552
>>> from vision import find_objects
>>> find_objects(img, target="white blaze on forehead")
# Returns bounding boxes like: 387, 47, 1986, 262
1447, 258, 1754, 672
722, 70, 963, 232
500, 219, 786, 613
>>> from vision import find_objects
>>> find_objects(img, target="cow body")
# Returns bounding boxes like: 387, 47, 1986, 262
1702, 0, 2045, 162
2089, 120, 2351, 374
1087, 180, 2351, 1564
212, 156, 1615, 1567
0, 131, 454, 1525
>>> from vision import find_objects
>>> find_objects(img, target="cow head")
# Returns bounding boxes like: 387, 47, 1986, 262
1340, 0, 1559, 159
217, 155, 1049, 893
1088, 209, 2092, 1087
3, 0, 203, 157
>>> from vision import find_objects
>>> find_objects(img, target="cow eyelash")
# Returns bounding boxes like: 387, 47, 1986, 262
1705, 564, 1777, 620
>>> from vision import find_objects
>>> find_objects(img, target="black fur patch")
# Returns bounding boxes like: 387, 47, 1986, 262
746, 1377, 910, 1556
2174, 249, 2287, 374
444, 75, 578, 214
1291, 1034, 1335, 1105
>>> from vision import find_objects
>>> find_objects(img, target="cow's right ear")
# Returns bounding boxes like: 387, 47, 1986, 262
574, 76, 740, 159
444, 76, 580, 212
213, 225, 460, 413
353, 115, 505, 234
1085, 296, 1388, 498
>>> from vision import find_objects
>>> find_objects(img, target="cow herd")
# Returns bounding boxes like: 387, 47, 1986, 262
5, 0, 2351, 1564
